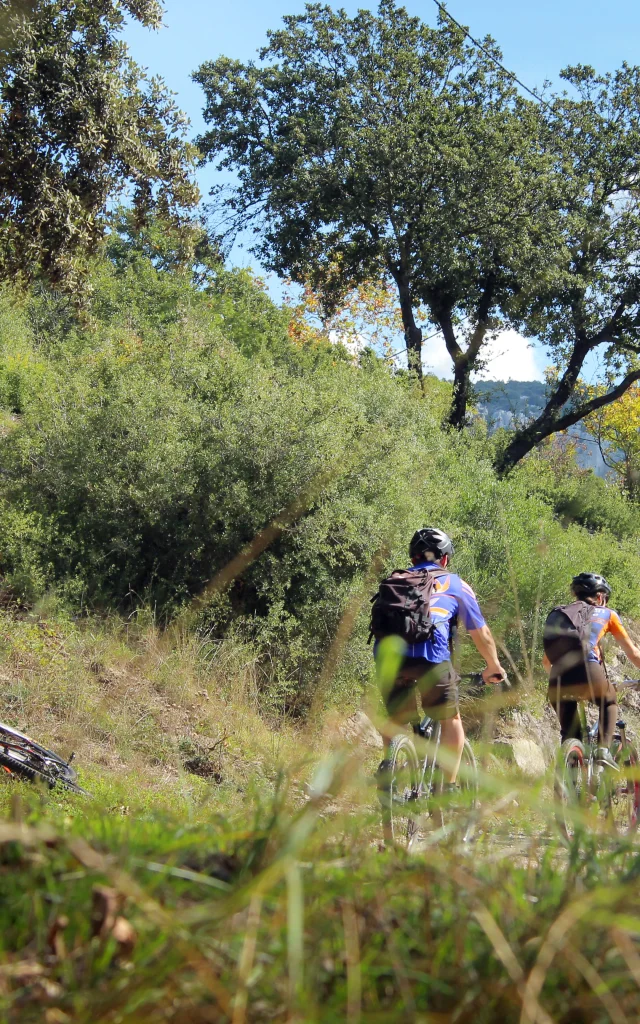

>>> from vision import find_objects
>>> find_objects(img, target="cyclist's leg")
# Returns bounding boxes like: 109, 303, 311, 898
558, 700, 581, 742
585, 664, 618, 747
438, 715, 464, 784
417, 662, 462, 783
379, 660, 422, 755
548, 674, 586, 742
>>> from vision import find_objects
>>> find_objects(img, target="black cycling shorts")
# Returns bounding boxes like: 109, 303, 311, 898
547, 661, 616, 706
384, 657, 459, 722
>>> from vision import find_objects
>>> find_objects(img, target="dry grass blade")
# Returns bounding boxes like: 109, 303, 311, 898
287, 860, 304, 1021
232, 892, 263, 1024
611, 927, 640, 989
499, 525, 532, 682
185, 460, 363, 623
473, 905, 525, 984
561, 945, 628, 1024
342, 899, 362, 1024
521, 894, 599, 1024
473, 904, 553, 1024
309, 543, 389, 721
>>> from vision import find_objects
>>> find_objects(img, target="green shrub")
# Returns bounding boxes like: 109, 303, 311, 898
1, 239, 640, 710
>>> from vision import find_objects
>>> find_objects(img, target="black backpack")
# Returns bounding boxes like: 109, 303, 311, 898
368, 567, 447, 645
542, 600, 595, 675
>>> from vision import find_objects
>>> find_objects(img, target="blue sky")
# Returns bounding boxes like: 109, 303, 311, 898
124, 1, 640, 380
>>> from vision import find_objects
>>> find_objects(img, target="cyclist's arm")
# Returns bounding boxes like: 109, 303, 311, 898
609, 613, 640, 668
456, 580, 506, 683
468, 625, 506, 683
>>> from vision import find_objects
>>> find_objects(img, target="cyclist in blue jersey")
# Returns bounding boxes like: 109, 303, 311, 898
378, 527, 506, 788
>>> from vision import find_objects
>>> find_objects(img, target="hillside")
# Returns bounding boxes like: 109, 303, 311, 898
1, 234, 640, 1022
474, 379, 547, 428
2, 601, 640, 1021
3, 0, 640, 1019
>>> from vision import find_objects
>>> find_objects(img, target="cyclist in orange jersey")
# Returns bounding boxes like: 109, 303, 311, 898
544, 572, 640, 769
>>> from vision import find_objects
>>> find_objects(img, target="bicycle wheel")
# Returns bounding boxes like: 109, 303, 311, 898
458, 740, 479, 842
0, 722, 89, 795
601, 737, 640, 836
555, 738, 588, 842
430, 740, 479, 842
381, 735, 420, 848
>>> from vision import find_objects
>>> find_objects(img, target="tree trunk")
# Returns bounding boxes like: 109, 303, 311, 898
404, 319, 423, 379
495, 338, 594, 475
396, 277, 422, 379
494, 419, 549, 476
439, 313, 487, 430
448, 356, 472, 429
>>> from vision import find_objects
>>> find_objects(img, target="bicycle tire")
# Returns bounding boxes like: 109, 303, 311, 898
458, 739, 479, 842
0, 722, 68, 766
428, 739, 479, 842
0, 750, 55, 787
383, 735, 420, 849
555, 738, 588, 842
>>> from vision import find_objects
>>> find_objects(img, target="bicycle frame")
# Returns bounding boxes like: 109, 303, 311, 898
411, 715, 442, 797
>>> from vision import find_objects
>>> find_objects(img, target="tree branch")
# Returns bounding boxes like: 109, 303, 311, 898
550, 369, 640, 434
440, 310, 462, 362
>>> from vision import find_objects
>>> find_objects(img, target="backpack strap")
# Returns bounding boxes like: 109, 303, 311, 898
448, 611, 459, 662
423, 568, 457, 658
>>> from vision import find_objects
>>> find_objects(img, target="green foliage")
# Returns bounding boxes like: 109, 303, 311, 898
196, 1, 640, 462
0, 0, 199, 288
516, 448, 640, 540
497, 64, 640, 472
1, 234, 640, 707
195, 0, 560, 403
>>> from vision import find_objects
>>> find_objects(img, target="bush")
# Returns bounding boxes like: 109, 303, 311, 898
2, 239, 640, 711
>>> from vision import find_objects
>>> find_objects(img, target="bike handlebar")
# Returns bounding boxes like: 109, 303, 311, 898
459, 671, 511, 691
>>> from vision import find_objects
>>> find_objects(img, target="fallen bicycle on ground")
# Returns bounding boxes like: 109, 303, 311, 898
0, 721, 90, 795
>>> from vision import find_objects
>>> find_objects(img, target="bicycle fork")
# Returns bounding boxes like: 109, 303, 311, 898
412, 718, 440, 797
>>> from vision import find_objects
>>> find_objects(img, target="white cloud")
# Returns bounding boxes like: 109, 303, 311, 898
421, 327, 545, 382
328, 329, 368, 358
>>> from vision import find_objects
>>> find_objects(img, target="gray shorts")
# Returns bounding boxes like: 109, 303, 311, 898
385, 657, 459, 721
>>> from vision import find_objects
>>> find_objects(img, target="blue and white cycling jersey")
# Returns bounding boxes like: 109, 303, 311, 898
402, 561, 486, 663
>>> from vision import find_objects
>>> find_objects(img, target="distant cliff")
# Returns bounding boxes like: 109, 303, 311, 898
473, 380, 608, 475
473, 380, 547, 427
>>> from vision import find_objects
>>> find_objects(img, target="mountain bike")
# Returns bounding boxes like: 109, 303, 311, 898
555, 679, 640, 841
0, 721, 89, 795
378, 673, 496, 849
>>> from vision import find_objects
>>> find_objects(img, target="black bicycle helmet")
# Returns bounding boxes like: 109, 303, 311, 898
571, 572, 612, 599
409, 527, 454, 561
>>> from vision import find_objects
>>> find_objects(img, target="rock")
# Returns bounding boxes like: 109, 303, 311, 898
492, 738, 547, 777
493, 705, 559, 766
513, 738, 547, 776
339, 711, 383, 750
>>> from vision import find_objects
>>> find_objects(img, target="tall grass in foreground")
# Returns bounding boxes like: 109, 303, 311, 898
1, 740, 640, 1024
1, 555, 640, 1022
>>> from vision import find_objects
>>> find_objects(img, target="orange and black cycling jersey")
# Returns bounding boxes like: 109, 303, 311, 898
587, 606, 630, 663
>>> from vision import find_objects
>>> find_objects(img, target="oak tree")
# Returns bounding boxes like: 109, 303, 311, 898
0, 0, 199, 287
496, 64, 640, 474
582, 384, 640, 498
195, 1, 562, 424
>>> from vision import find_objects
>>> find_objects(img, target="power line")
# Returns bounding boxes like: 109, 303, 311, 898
431, 0, 551, 110
387, 326, 444, 361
